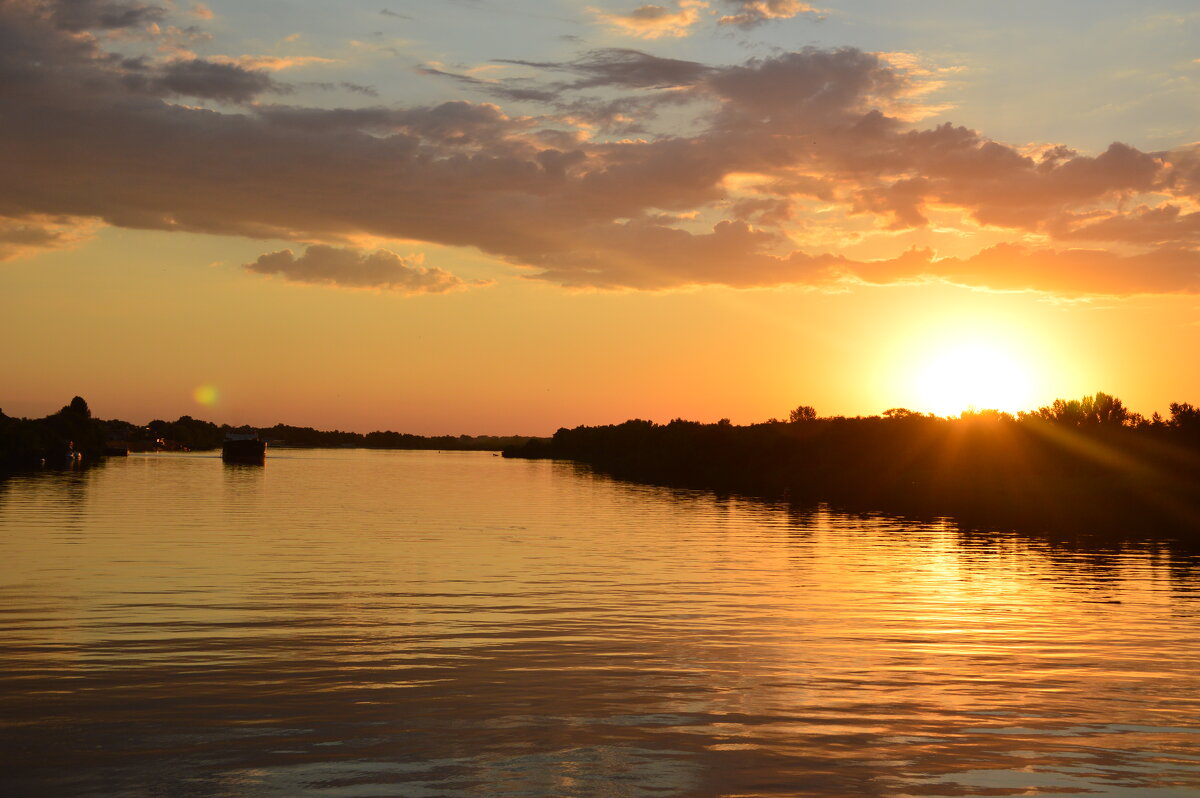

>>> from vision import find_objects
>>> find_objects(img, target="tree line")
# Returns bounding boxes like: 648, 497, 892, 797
504, 393, 1200, 535
0, 397, 545, 468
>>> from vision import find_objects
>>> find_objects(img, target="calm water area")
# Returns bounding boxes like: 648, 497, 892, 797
1, 449, 1199, 797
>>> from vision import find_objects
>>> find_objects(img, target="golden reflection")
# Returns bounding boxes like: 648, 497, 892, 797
0, 453, 1198, 796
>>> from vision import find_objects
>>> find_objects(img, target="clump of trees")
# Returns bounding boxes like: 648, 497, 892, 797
0, 396, 105, 467
147, 416, 225, 450
789, 405, 817, 423
1023, 391, 1132, 426
504, 392, 1200, 534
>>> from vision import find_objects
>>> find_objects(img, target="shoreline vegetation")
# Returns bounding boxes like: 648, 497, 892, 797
5, 393, 1198, 537
503, 394, 1200, 537
0, 397, 543, 469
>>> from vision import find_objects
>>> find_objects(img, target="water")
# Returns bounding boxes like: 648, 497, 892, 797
1, 449, 1198, 797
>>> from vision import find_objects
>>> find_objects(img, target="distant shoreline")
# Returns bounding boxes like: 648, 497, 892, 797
8, 394, 1200, 538
0, 396, 549, 470
504, 398, 1200, 538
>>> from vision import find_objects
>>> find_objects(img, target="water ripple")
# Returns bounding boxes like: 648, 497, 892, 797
1, 450, 1198, 796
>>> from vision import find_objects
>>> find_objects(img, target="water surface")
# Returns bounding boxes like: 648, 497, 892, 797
1, 450, 1198, 797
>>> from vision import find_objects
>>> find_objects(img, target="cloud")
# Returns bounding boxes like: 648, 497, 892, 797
518, 231, 1200, 295
2, 1, 1199, 297
848, 244, 1200, 296
590, 1, 708, 40
1050, 204, 1200, 246
244, 245, 474, 293
137, 58, 285, 102
210, 54, 337, 72
0, 215, 96, 261
498, 48, 712, 90
45, 0, 164, 31
718, 0, 825, 28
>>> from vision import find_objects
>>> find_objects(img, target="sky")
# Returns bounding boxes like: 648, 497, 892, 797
2, 0, 1199, 434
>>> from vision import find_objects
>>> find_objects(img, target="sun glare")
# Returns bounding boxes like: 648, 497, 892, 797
913, 340, 1036, 416
874, 312, 1059, 418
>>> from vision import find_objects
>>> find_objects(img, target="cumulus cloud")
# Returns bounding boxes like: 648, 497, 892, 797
2, 0, 1199, 296
244, 245, 474, 293
718, 0, 825, 28
590, 1, 708, 40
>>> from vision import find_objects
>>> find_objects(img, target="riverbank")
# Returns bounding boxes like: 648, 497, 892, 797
504, 407, 1200, 537
1, 396, 548, 469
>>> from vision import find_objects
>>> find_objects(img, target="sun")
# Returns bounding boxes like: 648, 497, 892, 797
873, 307, 1069, 419
913, 339, 1036, 416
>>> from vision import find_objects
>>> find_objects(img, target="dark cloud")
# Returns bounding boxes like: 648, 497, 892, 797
704, 49, 900, 121
244, 245, 473, 292
46, 0, 164, 31
416, 65, 572, 106
421, 49, 710, 127
1, 1, 1197, 296
338, 81, 378, 96
146, 58, 284, 103
300, 80, 380, 97
499, 48, 711, 90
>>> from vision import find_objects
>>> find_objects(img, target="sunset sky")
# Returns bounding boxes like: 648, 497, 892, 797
3, 0, 1199, 433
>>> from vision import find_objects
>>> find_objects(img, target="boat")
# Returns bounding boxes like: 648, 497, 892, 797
222, 432, 266, 464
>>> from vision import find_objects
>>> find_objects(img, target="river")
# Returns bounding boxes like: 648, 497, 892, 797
1, 449, 1198, 797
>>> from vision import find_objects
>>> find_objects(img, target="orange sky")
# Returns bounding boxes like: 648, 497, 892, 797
2, 1, 1199, 433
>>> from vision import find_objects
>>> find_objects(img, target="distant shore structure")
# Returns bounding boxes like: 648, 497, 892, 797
222, 432, 266, 464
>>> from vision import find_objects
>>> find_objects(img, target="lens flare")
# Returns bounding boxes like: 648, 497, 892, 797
193, 384, 219, 407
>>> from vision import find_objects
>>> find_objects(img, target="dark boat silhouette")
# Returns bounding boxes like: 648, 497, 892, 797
222, 432, 266, 464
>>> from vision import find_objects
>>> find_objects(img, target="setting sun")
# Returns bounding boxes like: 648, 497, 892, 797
873, 306, 1073, 418
914, 340, 1036, 416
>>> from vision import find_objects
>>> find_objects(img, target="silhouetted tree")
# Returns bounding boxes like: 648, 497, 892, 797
1088, 392, 1129, 425
789, 405, 817, 423
63, 396, 90, 417
1170, 402, 1200, 428
1030, 392, 1130, 426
